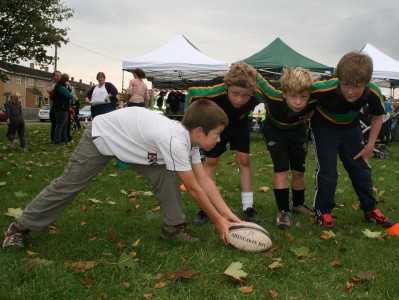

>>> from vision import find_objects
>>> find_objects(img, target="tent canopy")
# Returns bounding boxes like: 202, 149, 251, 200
242, 37, 334, 80
122, 34, 228, 90
360, 43, 399, 89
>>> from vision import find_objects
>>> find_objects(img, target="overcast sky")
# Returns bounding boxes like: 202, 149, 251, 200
38, 0, 399, 91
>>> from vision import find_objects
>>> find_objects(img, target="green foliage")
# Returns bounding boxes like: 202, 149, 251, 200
0, 0, 73, 68
0, 126, 399, 299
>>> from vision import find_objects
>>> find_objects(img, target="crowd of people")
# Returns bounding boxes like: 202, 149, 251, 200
3, 51, 397, 250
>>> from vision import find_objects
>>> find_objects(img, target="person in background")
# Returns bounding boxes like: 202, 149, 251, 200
126, 68, 150, 108
53, 73, 73, 145
46, 70, 62, 143
187, 62, 262, 225
5, 92, 26, 151
310, 51, 395, 230
156, 91, 167, 114
257, 67, 316, 230
166, 91, 185, 119
85, 72, 118, 118
71, 96, 81, 130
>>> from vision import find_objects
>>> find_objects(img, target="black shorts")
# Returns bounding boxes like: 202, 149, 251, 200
205, 125, 250, 158
262, 123, 308, 173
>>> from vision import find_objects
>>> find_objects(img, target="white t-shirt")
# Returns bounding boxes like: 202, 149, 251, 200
91, 85, 108, 104
92, 107, 201, 171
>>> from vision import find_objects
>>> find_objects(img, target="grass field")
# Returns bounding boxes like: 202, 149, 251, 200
1, 123, 399, 299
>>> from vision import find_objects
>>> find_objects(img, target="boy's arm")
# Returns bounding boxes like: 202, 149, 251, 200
177, 167, 239, 244
354, 114, 383, 164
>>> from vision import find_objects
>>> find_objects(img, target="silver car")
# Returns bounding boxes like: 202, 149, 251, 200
38, 104, 51, 122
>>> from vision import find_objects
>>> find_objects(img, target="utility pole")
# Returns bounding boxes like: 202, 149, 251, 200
54, 45, 58, 72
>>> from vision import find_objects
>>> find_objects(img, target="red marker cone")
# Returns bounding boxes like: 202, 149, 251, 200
386, 223, 399, 236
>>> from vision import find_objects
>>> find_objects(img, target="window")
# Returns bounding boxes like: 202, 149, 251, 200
4, 93, 11, 102
38, 80, 45, 87
28, 78, 34, 86
16, 76, 22, 84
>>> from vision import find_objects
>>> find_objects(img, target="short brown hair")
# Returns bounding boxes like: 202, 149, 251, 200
280, 67, 313, 94
96, 72, 106, 80
336, 51, 373, 84
223, 62, 258, 90
133, 68, 146, 79
182, 99, 228, 135
60, 73, 70, 83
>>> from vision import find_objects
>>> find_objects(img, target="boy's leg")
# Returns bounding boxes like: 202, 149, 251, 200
17, 127, 113, 232
132, 164, 198, 242
338, 126, 376, 212
17, 118, 26, 149
311, 127, 340, 214
132, 164, 185, 226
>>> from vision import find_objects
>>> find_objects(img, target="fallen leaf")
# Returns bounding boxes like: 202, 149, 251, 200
239, 285, 254, 293
121, 282, 130, 289
224, 261, 248, 284
346, 281, 353, 293
4, 207, 23, 219
167, 266, 200, 280
290, 246, 310, 257
26, 250, 37, 257
14, 191, 28, 198
152, 206, 161, 211
259, 186, 270, 193
356, 270, 374, 281
108, 173, 118, 177
143, 294, 156, 298
331, 259, 343, 267
28, 258, 52, 266
66, 261, 96, 273
284, 231, 294, 242
132, 239, 141, 247
154, 281, 166, 289
89, 198, 101, 203
0, 181, 6, 187
267, 290, 279, 298
115, 242, 128, 249
268, 260, 283, 270
362, 229, 383, 238
120, 189, 128, 195
118, 251, 137, 270
321, 230, 336, 239
143, 191, 154, 196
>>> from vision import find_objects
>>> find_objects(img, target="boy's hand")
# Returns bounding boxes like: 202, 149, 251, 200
223, 211, 241, 223
354, 144, 373, 165
214, 218, 234, 245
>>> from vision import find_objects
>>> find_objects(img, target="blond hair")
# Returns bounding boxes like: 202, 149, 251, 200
336, 51, 373, 84
223, 62, 258, 90
10, 92, 22, 103
280, 67, 313, 94
182, 99, 228, 135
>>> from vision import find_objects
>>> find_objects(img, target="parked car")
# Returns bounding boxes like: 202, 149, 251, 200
79, 105, 92, 121
38, 104, 51, 122
0, 107, 7, 122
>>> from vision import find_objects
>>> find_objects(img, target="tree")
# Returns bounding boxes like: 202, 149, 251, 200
0, 0, 73, 67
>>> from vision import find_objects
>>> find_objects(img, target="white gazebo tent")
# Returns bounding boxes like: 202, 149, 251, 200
361, 43, 399, 96
122, 34, 228, 91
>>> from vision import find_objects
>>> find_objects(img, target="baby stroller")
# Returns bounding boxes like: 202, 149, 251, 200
359, 110, 395, 159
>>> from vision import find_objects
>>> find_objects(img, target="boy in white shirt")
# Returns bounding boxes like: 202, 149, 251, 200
3, 99, 240, 249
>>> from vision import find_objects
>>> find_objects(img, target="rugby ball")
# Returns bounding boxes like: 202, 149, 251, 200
228, 222, 272, 252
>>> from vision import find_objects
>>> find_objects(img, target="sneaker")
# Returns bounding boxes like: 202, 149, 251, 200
292, 204, 316, 216
365, 209, 395, 227
276, 211, 292, 230
9, 140, 18, 149
3, 222, 28, 248
317, 213, 337, 231
243, 207, 261, 223
193, 209, 209, 226
160, 223, 199, 243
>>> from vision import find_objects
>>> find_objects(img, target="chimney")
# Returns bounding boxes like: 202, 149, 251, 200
45, 66, 49, 72
30, 63, 34, 69
79, 79, 82, 83
71, 77, 74, 81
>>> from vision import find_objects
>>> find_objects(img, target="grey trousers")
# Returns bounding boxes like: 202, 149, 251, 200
17, 126, 185, 232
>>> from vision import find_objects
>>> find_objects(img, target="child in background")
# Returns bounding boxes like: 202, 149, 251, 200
5, 92, 26, 151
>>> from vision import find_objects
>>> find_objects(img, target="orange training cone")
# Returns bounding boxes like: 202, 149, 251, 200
180, 183, 187, 191
386, 222, 399, 236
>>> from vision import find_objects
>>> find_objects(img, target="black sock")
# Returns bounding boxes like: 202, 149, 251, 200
274, 188, 290, 212
292, 189, 305, 207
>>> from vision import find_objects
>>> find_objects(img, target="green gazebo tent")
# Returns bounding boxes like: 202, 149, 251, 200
242, 37, 334, 80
